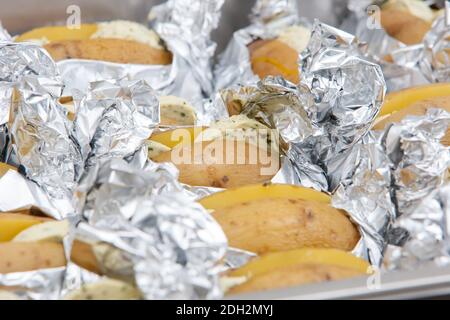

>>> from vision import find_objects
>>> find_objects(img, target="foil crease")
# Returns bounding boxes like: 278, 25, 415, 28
347, 1, 450, 91
384, 183, 450, 270
216, 21, 385, 192
334, 109, 450, 266
1, 42, 79, 218
65, 158, 227, 300
71, 79, 159, 170
214, 0, 307, 91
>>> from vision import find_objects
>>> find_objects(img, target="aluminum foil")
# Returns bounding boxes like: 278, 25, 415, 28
333, 109, 450, 266
55, 0, 224, 125
0, 267, 65, 300
384, 183, 450, 270
346, 0, 450, 91
71, 79, 159, 170
214, 0, 308, 91
214, 21, 385, 192
65, 158, 227, 300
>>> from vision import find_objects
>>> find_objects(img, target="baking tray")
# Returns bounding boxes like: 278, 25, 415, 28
1, 0, 448, 300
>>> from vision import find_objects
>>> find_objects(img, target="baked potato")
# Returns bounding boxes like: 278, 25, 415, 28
199, 184, 360, 254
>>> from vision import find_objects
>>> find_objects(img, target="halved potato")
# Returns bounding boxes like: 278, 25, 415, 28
226, 248, 369, 295
201, 184, 359, 254
375, 84, 450, 146
153, 140, 279, 188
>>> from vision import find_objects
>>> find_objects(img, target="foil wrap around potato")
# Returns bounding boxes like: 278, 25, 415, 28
64, 158, 227, 300
56, 0, 224, 125
214, 0, 308, 91
334, 109, 450, 266
214, 20, 385, 192
345, 0, 450, 91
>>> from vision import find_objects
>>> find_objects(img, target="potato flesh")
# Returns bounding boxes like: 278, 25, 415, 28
16, 24, 98, 42
149, 127, 205, 149
0, 163, 17, 178
212, 197, 359, 254
229, 248, 369, 278
0, 214, 50, 242
379, 83, 450, 116
199, 183, 330, 210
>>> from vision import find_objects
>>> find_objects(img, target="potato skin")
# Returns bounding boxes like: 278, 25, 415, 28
381, 9, 431, 45
0, 242, 66, 273
153, 140, 279, 188
248, 39, 300, 83
227, 263, 363, 295
374, 96, 450, 146
44, 38, 172, 65
212, 198, 359, 254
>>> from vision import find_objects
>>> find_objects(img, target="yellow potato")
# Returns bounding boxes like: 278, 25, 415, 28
0, 213, 51, 242
228, 263, 363, 295
381, 9, 431, 44
208, 192, 359, 254
149, 127, 205, 149
375, 84, 450, 146
0, 242, 66, 273
153, 140, 279, 188
16, 24, 98, 42
227, 248, 369, 295
199, 183, 330, 210
0, 162, 17, 178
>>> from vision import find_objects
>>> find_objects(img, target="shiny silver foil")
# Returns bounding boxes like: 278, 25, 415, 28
215, 21, 385, 192
65, 158, 227, 300
384, 183, 450, 270
57, 0, 224, 125
347, 0, 449, 91
334, 109, 450, 266
0, 267, 65, 300
71, 79, 159, 170
214, 0, 308, 91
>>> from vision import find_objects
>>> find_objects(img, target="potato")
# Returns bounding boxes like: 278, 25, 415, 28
64, 278, 141, 300
16, 24, 98, 42
0, 213, 51, 242
226, 248, 368, 295
375, 96, 450, 146
0, 242, 66, 273
199, 183, 331, 210
153, 140, 279, 188
228, 263, 363, 295
212, 197, 359, 254
44, 39, 172, 65
70, 240, 102, 275
0, 163, 17, 178
149, 127, 205, 149
248, 39, 300, 83
375, 84, 450, 146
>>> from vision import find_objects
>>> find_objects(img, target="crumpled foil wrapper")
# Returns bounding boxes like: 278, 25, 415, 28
384, 183, 450, 270
0, 267, 65, 300
0, 22, 11, 41
214, 0, 308, 91
71, 79, 159, 170
333, 109, 450, 266
64, 158, 227, 300
0, 42, 79, 218
55, 0, 224, 125
215, 21, 385, 192
346, 0, 450, 91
